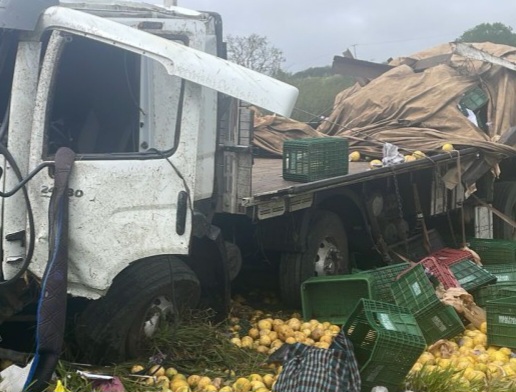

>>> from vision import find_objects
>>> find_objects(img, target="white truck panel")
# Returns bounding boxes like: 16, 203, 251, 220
2, 42, 41, 269
28, 160, 193, 299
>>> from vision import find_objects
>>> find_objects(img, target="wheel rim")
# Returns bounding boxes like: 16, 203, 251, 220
314, 237, 342, 276
126, 294, 177, 356
142, 295, 175, 338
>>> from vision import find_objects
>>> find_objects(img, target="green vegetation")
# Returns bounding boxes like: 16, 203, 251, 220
278, 69, 354, 123
405, 365, 516, 392
458, 22, 516, 46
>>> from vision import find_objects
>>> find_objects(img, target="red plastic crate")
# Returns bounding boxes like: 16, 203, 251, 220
428, 248, 472, 267
420, 257, 460, 289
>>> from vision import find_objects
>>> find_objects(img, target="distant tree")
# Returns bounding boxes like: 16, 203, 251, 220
226, 34, 285, 76
458, 22, 516, 46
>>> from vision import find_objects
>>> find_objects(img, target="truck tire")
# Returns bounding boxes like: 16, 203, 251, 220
75, 256, 200, 364
279, 210, 349, 308
493, 181, 516, 240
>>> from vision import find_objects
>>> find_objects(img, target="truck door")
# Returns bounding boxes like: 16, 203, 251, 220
6, 30, 197, 297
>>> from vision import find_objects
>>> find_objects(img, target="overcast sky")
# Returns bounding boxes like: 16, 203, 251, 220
144, 0, 515, 72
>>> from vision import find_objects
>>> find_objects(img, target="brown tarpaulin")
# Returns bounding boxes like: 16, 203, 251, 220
254, 42, 516, 159
253, 112, 325, 156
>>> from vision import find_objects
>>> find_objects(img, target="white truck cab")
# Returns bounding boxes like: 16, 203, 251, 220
0, 0, 298, 362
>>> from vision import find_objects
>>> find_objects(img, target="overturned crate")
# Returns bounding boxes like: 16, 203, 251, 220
301, 274, 374, 325
486, 296, 516, 349
391, 264, 464, 343
391, 264, 441, 312
468, 238, 516, 265
449, 259, 497, 292
473, 265, 516, 307
483, 263, 516, 284
428, 247, 473, 267
420, 256, 459, 290
344, 299, 426, 392
474, 285, 516, 308
360, 262, 410, 304
414, 301, 465, 345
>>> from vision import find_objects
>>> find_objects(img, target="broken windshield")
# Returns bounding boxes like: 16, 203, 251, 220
45, 33, 181, 156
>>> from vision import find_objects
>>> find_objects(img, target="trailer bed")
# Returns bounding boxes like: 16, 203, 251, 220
252, 158, 371, 195
246, 148, 479, 206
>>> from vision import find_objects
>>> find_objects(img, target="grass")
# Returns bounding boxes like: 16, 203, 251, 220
145, 309, 269, 378
52, 309, 271, 391
55, 361, 145, 392
404, 365, 516, 392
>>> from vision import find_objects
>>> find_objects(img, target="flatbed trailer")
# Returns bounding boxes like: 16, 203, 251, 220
210, 145, 511, 310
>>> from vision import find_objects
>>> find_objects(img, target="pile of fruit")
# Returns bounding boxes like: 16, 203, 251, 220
49, 293, 516, 392
227, 312, 341, 355
348, 142, 455, 169
129, 364, 277, 392
408, 321, 516, 388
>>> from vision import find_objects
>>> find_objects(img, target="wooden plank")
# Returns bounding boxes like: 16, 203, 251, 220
413, 54, 452, 72
332, 56, 393, 80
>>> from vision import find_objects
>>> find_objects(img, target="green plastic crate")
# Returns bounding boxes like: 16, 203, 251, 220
483, 264, 516, 284
344, 299, 426, 392
473, 284, 516, 307
449, 259, 497, 292
282, 137, 348, 182
391, 264, 440, 313
487, 296, 516, 349
415, 301, 465, 344
460, 87, 488, 111
361, 262, 410, 304
468, 238, 516, 265
301, 274, 374, 325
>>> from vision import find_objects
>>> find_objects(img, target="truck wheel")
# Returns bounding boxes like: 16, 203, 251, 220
493, 181, 516, 240
279, 210, 349, 308
75, 256, 200, 364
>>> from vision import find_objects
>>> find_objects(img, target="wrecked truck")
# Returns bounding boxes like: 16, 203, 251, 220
0, 0, 516, 368
0, 0, 299, 365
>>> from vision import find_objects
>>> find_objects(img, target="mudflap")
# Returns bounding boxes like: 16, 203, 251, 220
0, 0, 58, 31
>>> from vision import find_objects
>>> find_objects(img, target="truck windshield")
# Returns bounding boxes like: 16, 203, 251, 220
45, 33, 181, 157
